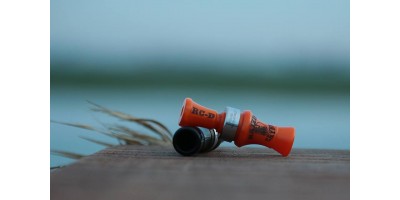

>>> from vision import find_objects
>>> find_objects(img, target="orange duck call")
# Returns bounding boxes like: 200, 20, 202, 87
179, 98, 295, 156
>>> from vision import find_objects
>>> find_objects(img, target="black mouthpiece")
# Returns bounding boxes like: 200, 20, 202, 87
173, 127, 202, 156
173, 127, 221, 156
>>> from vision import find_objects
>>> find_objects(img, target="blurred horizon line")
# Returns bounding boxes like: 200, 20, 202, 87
51, 65, 349, 94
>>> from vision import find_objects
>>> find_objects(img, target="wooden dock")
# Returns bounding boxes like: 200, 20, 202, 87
51, 146, 349, 200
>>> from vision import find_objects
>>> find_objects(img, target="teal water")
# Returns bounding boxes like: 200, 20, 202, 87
50, 86, 349, 167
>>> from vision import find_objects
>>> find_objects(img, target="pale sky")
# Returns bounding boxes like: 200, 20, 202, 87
51, 0, 349, 72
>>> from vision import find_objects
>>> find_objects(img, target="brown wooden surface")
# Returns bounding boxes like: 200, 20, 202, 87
51, 146, 349, 200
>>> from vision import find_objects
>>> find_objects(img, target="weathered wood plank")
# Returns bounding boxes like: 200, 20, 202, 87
51, 146, 349, 200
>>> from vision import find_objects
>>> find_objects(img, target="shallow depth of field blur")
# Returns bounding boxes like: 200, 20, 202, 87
51, 0, 349, 167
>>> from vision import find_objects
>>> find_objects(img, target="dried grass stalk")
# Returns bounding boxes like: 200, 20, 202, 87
51, 150, 86, 160
51, 102, 173, 167
88, 101, 172, 142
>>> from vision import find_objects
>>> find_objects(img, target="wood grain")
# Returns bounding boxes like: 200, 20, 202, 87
51, 146, 349, 200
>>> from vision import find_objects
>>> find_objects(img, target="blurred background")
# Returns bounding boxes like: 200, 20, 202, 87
51, 0, 349, 167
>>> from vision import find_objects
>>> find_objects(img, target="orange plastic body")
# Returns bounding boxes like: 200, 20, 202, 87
179, 98, 295, 157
